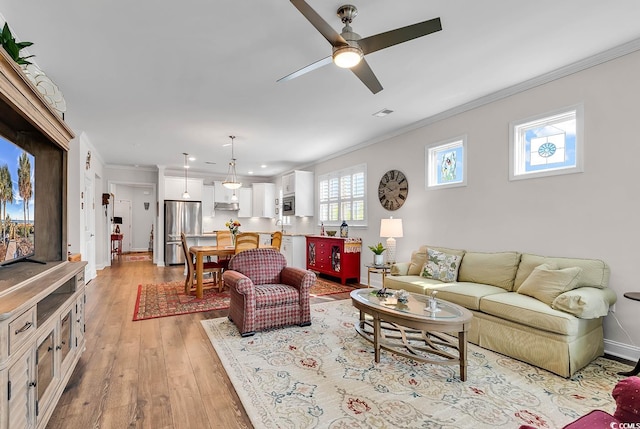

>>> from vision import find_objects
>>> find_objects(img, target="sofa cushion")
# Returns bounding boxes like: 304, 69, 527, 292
517, 263, 583, 306
552, 287, 618, 319
420, 248, 462, 283
479, 292, 601, 336
514, 253, 610, 290
457, 251, 521, 291
384, 275, 443, 295
408, 245, 465, 275
432, 282, 507, 311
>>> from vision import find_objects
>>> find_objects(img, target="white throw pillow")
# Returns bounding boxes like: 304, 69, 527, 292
420, 248, 461, 283
517, 263, 583, 306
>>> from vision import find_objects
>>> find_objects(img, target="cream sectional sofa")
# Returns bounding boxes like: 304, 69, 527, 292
385, 245, 617, 377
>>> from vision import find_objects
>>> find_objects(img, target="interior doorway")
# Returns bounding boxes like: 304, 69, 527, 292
107, 181, 156, 262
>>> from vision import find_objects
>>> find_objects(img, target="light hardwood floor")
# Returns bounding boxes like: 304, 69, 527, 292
46, 257, 354, 429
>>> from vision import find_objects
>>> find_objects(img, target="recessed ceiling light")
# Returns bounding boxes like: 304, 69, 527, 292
261, 164, 267, 168
189, 156, 196, 161
248, 171, 254, 175
372, 108, 393, 117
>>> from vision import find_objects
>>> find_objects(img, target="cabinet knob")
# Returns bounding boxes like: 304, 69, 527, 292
28, 381, 37, 388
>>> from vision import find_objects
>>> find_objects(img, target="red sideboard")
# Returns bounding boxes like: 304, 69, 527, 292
306, 236, 361, 284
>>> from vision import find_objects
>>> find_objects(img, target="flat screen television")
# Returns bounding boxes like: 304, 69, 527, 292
0, 135, 36, 265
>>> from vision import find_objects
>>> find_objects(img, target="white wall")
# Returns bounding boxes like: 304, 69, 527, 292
308, 49, 640, 361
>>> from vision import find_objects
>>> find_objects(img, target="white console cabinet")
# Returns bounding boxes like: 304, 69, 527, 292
0, 262, 87, 429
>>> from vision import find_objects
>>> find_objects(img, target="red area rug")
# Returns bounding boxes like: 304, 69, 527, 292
133, 278, 355, 321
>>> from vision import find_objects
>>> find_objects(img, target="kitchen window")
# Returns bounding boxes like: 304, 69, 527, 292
318, 164, 367, 227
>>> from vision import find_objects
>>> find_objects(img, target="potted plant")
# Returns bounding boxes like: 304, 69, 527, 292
368, 242, 386, 266
1, 23, 34, 65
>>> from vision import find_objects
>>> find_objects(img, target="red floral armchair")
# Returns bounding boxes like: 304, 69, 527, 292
223, 248, 316, 337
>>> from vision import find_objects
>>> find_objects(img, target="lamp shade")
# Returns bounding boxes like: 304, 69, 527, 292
380, 218, 403, 238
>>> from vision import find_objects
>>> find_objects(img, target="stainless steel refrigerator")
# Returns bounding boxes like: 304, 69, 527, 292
164, 200, 202, 265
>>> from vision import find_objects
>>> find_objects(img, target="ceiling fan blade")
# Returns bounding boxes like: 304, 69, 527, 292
290, 0, 348, 47
358, 17, 442, 55
350, 58, 383, 94
277, 56, 333, 82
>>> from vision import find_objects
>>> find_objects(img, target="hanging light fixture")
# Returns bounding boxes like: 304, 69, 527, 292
182, 152, 191, 199
222, 135, 242, 190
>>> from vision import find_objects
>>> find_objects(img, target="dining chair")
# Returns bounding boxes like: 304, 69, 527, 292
270, 231, 282, 250
181, 233, 224, 294
234, 232, 260, 254
216, 230, 233, 247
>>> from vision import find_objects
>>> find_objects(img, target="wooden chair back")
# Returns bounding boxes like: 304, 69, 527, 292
216, 230, 233, 247
181, 233, 223, 294
234, 232, 260, 254
180, 233, 195, 284
270, 231, 282, 251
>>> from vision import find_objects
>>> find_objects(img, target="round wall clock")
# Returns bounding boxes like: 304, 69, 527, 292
378, 169, 408, 211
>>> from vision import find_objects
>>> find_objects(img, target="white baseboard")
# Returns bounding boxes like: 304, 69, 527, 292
604, 339, 640, 362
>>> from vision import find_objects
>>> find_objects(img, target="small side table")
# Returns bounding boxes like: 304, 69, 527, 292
618, 292, 640, 377
111, 234, 123, 260
366, 264, 391, 289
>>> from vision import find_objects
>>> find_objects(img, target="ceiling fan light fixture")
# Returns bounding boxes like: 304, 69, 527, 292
222, 135, 242, 190
333, 45, 363, 68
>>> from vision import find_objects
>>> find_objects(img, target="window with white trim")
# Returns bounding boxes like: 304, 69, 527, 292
318, 164, 367, 227
425, 135, 467, 189
509, 105, 583, 180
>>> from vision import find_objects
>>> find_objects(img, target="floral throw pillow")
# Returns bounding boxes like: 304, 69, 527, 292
420, 248, 462, 283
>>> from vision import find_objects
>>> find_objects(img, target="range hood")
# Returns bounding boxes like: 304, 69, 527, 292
214, 202, 239, 211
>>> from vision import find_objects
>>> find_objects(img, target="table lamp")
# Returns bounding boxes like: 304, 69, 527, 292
380, 217, 403, 264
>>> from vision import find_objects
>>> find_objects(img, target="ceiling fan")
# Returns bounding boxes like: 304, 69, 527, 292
278, 0, 442, 94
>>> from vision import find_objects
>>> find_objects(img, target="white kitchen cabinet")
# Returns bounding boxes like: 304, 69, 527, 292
202, 185, 214, 217
281, 235, 306, 269
252, 183, 276, 218
281, 171, 313, 216
164, 177, 203, 201
238, 187, 253, 218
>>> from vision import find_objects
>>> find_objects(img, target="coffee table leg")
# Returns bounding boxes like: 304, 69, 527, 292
373, 314, 381, 362
458, 331, 467, 381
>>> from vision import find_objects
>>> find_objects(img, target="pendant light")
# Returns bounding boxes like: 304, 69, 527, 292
182, 152, 191, 199
222, 135, 242, 190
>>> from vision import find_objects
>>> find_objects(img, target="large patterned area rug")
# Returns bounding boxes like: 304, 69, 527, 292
201, 300, 632, 429
133, 278, 354, 321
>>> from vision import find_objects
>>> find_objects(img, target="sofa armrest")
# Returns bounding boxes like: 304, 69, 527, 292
390, 262, 410, 276
280, 267, 316, 293
223, 270, 255, 295
552, 287, 617, 319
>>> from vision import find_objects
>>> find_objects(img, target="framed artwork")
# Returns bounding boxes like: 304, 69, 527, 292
509, 104, 583, 181
425, 136, 467, 189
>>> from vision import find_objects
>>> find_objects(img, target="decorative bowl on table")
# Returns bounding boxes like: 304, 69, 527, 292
326, 230, 337, 236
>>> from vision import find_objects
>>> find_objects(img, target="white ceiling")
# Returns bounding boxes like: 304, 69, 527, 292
2, 1, 640, 179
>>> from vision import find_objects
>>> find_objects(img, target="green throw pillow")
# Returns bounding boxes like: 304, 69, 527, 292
517, 263, 583, 306
420, 248, 461, 283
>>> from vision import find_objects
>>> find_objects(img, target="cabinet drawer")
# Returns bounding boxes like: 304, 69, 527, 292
8, 307, 36, 354
76, 271, 85, 288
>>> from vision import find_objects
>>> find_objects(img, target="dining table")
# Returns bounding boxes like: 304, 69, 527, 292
189, 245, 235, 299
188, 243, 277, 299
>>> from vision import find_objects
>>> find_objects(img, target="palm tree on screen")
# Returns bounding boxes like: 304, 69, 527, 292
0, 165, 13, 239
17, 152, 32, 238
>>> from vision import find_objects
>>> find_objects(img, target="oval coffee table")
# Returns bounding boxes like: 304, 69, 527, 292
350, 288, 473, 381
